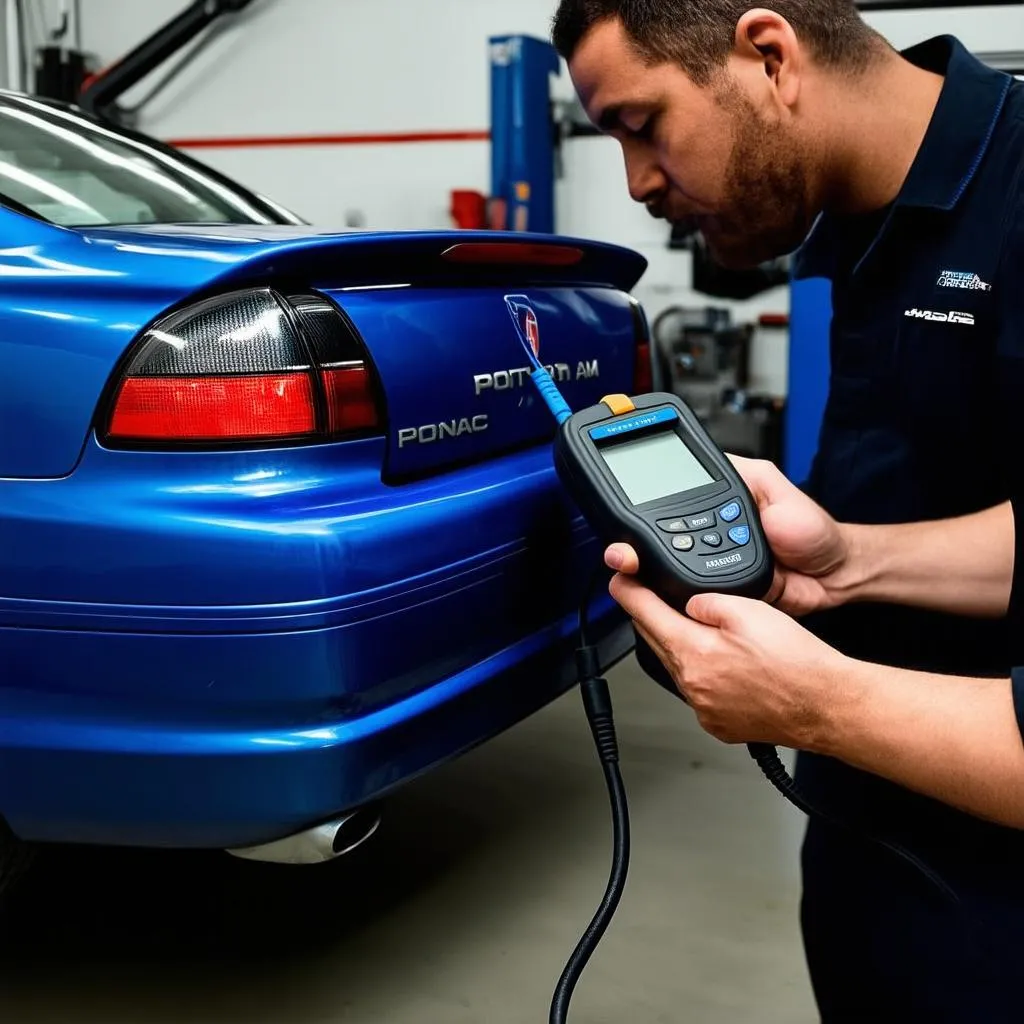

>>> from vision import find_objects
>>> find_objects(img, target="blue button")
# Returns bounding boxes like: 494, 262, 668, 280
720, 502, 741, 522
728, 525, 750, 546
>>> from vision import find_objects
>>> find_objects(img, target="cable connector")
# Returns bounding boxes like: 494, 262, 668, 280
575, 644, 602, 683
581, 676, 619, 765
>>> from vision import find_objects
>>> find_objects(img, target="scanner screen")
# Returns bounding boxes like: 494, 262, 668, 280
600, 429, 714, 506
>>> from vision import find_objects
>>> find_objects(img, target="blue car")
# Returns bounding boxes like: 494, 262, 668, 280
0, 91, 651, 887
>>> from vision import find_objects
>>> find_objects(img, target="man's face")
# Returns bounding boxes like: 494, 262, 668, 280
568, 18, 815, 269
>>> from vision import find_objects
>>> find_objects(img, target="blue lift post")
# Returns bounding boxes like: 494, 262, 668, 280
489, 35, 561, 234
784, 276, 832, 485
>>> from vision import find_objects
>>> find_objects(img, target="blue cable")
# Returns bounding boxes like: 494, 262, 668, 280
530, 368, 572, 425
505, 294, 573, 426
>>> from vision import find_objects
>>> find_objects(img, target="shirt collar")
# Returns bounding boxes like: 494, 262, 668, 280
792, 35, 1013, 279
896, 34, 1012, 211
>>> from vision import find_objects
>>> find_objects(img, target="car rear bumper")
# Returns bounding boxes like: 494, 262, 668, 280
0, 597, 632, 849
1, 436, 636, 849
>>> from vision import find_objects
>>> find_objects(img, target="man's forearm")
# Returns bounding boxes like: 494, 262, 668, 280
813, 657, 1024, 830
833, 501, 1014, 617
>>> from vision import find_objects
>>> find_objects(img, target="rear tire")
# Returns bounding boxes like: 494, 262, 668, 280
0, 819, 32, 904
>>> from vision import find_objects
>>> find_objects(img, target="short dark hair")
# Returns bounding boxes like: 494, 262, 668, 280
551, 0, 884, 85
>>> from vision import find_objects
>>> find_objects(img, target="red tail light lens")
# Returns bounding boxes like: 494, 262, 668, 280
104, 288, 384, 447
109, 375, 316, 440
631, 299, 654, 394
633, 340, 653, 394
322, 366, 379, 433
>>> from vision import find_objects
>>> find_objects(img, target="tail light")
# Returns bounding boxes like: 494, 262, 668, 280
631, 298, 654, 394
103, 288, 384, 446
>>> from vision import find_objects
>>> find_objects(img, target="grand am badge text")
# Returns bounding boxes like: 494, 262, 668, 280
473, 360, 599, 396
396, 360, 601, 448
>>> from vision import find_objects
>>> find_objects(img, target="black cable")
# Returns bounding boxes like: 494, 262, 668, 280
554, 562, 960, 1024
549, 565, 631, 1024
746, 742, 960, 906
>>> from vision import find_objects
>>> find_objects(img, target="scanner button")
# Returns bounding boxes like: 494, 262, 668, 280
600, 394, 636, 416
701, 532, 722, 548
719, 502, 741, 523
728, 525, 750, 546
671, 535, 695, 552
657, 518, 688, 533
685, 512, 716, 530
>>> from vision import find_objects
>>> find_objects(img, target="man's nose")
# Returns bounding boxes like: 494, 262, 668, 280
624, 150, 666, 205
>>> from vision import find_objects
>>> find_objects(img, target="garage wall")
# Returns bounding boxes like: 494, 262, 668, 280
69, 0, 1024, 399
0, 5, 7, 88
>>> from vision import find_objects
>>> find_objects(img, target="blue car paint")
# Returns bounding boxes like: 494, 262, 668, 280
0, 206, 648, 849
0, 214, 646, 479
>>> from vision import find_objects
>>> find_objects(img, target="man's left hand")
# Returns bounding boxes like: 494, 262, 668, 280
608, 570, 854, 750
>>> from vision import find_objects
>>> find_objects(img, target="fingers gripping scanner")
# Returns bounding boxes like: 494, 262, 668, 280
502, 296, 959, 1023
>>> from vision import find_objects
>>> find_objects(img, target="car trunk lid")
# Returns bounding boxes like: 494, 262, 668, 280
321, 280, 643, 480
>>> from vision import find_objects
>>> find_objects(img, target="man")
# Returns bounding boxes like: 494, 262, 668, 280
550, 1, 1024, 1020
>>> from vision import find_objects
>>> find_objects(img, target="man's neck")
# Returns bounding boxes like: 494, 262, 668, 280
816, 51, 945, 216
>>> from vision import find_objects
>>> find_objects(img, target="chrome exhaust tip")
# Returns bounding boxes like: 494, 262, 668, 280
226, 804, 382, 865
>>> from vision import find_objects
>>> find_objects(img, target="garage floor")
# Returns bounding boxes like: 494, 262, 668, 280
0, 655, 818, 1023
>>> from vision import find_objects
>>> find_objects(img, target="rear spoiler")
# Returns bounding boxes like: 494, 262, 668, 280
209, 231, 650, 294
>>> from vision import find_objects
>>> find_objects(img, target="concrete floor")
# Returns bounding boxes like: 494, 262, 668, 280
0, 655, 818, 1023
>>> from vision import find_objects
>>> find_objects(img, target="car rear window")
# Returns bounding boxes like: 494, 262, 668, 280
0, 95, 279, 227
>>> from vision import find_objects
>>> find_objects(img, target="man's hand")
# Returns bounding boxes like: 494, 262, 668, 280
606, 456, 858, 617
608, 564, 1024, 829
608, 572, 855, 749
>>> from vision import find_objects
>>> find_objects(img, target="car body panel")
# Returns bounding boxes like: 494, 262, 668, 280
0, 214, 645, 479
0, 95, 649, 852
0, 606, 633, 848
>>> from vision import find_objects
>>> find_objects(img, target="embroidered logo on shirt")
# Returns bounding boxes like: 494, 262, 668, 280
904, 308, 975, 325
936, 270, 991, 291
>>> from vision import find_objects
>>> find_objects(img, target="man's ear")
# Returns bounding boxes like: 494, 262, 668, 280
733, 8, 802, 110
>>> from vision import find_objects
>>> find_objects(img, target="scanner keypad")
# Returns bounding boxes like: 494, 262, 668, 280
657, 497, 754, 577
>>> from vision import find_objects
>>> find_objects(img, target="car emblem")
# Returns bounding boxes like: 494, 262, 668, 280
525, 308, 540, 357
504, 294, 541, 360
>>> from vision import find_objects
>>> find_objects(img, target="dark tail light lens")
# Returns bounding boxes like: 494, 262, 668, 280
631, 298, 654, 394
103, 288, 384, 446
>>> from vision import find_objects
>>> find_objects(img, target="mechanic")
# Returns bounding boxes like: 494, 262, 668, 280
551, 0, 1024, 1020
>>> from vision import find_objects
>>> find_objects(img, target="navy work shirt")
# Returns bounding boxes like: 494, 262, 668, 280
792, 35, 1024, 1021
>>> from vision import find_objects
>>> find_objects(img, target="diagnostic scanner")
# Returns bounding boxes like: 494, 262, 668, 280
552, 391, 774, 612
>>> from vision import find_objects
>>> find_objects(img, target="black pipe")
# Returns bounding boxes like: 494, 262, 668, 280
77, 0, 256, 123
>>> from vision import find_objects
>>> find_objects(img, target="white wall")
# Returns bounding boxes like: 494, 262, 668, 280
73, 0, 1024, 399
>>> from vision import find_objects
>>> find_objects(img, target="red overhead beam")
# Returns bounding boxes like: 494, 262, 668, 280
168, 129, 491, 149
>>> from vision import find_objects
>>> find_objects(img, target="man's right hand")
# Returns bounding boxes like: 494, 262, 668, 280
724, 456, 856, 616
605, 455, 859, 618
606, 456, 1014, 622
